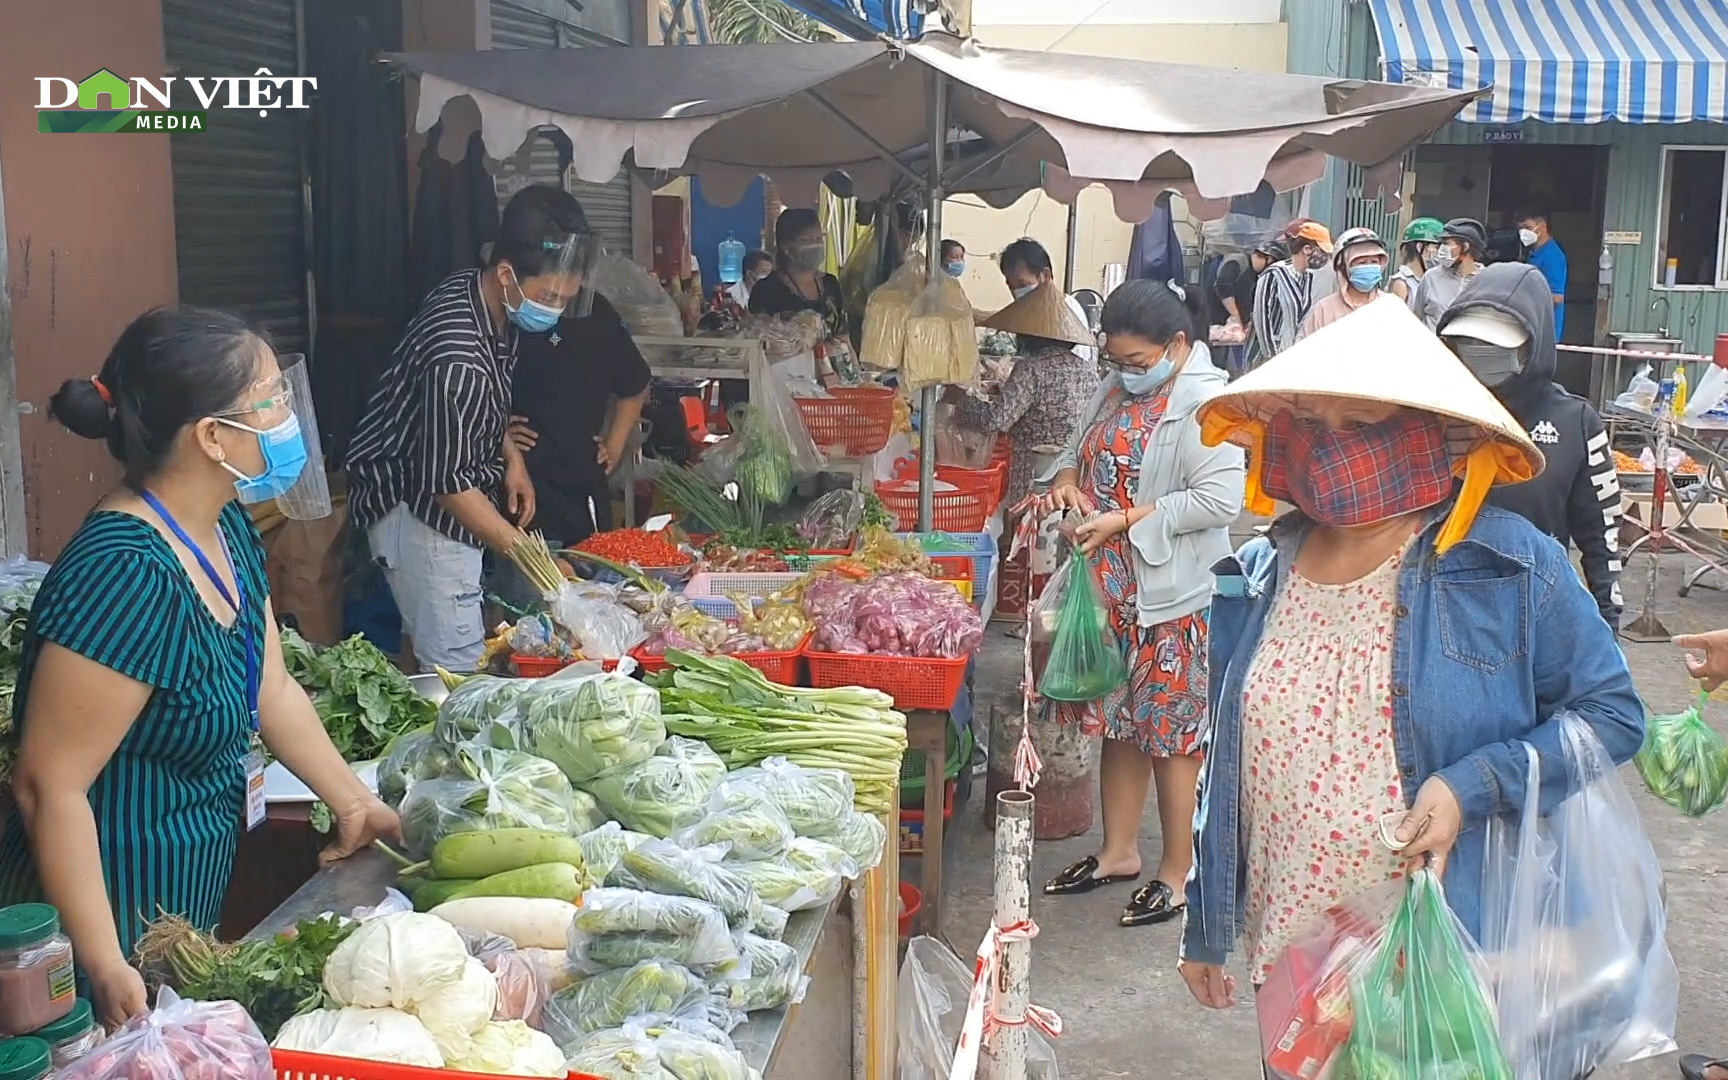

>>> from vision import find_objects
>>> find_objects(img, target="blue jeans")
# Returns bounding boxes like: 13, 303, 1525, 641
367, 504, 485, 672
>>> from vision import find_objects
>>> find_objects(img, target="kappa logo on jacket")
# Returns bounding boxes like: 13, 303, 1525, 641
1530, 419, 1561, 445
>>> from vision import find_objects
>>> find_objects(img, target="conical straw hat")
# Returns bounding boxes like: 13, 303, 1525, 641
1198, 295, 1544, 553
980, 281, 1094, 346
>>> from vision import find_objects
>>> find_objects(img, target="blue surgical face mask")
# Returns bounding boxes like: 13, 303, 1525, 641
1118, 352, 1177, 395
503, 269, 562, 334
945, 261, 966, 278
1348, 264, 1385, 292
217, 412, 308, 503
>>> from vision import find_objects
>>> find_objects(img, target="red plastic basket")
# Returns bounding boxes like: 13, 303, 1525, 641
793, 386, 897, 456
937, 462, 1006, 508
629, 633, 810, 685
873, 479, 992, 533
274, 1049, 603, 1080
511, 653, 574, 677
804, 648, 969, 711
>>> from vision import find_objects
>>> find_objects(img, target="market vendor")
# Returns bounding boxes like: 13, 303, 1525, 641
1, 308, 401, 1029
750, 208, 848, 358
998, 238, 1096, 365
346, 184, 598, 671
496, 287, 653, 609
946, 281, 1099, 508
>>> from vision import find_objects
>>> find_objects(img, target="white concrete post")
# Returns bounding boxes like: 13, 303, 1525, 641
985, 790, 1034, 1080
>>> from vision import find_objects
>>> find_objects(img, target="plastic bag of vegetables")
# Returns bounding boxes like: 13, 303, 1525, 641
1635, 686, 1728, 817
569, 887, 742, 974
62, 987, 274, 1080
377, 730, 454, 809
710, 758, 856, 838
726, 838, 853, 912
520, 671, 668, 783
435, 676, 534, 746
732, 403, 795, 506
797, 489, 866, 551
542, 960, 717, 1043
446, 1020, 567, 1076
718, 933, 806, 1013
399, 742, 584, 855
753, 904, 789, 941
565, 1020, 762, 1080
580, 821, 656, 880
563, 1026, 675, 1080
827, 811, 889, 870
675, 796, 796, 862
587, 736, 728, 837
615, 839, 764, 930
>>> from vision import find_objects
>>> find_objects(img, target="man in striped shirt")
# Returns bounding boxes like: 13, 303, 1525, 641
347, 185, 597, 670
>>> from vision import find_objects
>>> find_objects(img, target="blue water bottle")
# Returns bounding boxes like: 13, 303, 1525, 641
718, 233, 745, 284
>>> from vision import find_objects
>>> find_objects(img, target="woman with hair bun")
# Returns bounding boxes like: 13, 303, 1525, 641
0, 308, 400, 1029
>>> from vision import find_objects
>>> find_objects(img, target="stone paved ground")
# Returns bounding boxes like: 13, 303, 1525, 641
923, 545, 1728, 1080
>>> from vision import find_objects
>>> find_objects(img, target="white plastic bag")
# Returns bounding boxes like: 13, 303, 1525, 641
1480, 711, 1679, 1080
1614, 362, 1659, 411
896, 936, 1058, 1080
64, 987, 274, 1080
1685, 362, 1728, 420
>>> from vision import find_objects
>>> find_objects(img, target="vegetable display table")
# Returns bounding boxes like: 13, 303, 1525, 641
904, 709, 949, 939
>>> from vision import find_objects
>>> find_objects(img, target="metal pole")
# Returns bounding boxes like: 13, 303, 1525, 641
918, 67, 949, 532
0, 126, 26, 557
1062, 202, 1078, 293
985, 790, 1034, 1080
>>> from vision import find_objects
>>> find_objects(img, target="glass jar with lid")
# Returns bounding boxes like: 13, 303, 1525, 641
0, 904, 75, 1036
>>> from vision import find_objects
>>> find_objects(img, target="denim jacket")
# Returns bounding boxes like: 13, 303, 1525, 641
1180, 504, 1645, 968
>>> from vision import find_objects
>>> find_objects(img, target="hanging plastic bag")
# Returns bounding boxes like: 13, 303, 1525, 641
63, 987, 274, 1080
1636, 687, 1728, 816
730, 403, 796, 506
1035, 557, 1127, 702
1333, 870, 1513, 1080
896, 936, 1059, 1080
751, 352, 827, 480
901, 275, 979, 389
1482, 712, 1678, 1080
859, 257, 926, 371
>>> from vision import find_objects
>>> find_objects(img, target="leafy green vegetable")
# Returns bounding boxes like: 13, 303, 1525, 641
585, 736, 728, 837
281, 628, 436, 762
675, 799, 795, 862
718, 933, 803, 1013
1636, 688, 1728, 817
520, 672, 667, 783
544, 960, 714, 1040
826, 811, 888, 871
578, 822, 656, 880
377, 730, 454, 809
571, 888, 739, 973
710, 760, 854, 838
620, 839, 763, 929
398, 742, 585, 855
435, 675, 534, 746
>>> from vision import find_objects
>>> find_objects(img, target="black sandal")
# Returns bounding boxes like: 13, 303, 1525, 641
1120, 879, 1185, 927
1681, 1055, 1728, 1080
1043, 855, 1137, 896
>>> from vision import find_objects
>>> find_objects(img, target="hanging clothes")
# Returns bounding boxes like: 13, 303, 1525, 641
1127, 194, 1186, 287
407, 124, 499, 310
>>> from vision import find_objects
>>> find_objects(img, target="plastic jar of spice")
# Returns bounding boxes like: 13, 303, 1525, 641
33, 997, 100, 1068
0, 904, 75, 1036
0, 1037, 53, 1080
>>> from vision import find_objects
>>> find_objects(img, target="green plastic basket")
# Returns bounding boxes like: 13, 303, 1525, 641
901, 724, 973, 807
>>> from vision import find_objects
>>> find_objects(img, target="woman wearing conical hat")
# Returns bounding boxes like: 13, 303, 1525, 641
1175, 296, 1644, 1018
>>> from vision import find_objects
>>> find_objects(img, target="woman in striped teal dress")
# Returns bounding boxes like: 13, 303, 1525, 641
0, 308, 401, 1028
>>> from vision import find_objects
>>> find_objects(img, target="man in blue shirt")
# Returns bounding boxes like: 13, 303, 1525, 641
1518, 207, 1568, 339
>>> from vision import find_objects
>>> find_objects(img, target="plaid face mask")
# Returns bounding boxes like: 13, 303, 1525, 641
1262, 408, 1455, 526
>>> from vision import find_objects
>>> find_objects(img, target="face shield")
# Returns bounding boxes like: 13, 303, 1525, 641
216, 351, 331, 519
503, 230, 604, 327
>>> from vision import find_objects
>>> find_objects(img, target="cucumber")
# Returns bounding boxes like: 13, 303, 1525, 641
430, 828, 589, 881
403, 876, 479, 911
445, 861, 590, 903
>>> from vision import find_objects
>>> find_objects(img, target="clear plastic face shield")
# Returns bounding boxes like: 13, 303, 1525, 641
501, 231, 604, 327
214, 351, 331, 519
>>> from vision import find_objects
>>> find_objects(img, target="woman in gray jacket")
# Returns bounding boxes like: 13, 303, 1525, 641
1039, 280, 1247, 927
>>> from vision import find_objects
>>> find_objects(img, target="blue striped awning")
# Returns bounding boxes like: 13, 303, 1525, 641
1367, 0, 1728, 124
781, 0, 923, 39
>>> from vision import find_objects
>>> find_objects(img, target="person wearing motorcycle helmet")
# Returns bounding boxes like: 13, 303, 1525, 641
1413, 217, 1487, 330
1300, 227, 1389, 337
1391, 217, 1444, 309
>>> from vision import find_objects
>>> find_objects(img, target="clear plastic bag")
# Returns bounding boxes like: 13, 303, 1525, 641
797, 489, 867, 550
377, 731, 455, 808
1635, 687, 1728, 816
901, 276, 978, 389
398, 742, 584, 856
1482, 712, 1679, 1080
579, 821, 656, 880
859, 258, 925, 371
1037, 557, 1128, 703
1686, 362, 1728, 420
569, 887, 741, 975
587, 736, 729, 838
717, 932, 807, 1012
435, 676, 535, 747
519, 671, 667, 784
896, 936, 1059, 1080
753, 350, 827, 479
542, 960, 717, 1044
593, 253, 685, 339
675, 795, 796, 862
1615, 362, 1659, 411
731, 403, 795, 506
63, 987, 273, 1080
550, 582, 648, 660
709, 758, 855, 838
564, 1018, 760, 1080
614, 839, 763, 929
826, 811, 889, 871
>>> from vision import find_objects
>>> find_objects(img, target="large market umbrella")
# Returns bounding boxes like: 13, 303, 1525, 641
385, 32, 1484, 219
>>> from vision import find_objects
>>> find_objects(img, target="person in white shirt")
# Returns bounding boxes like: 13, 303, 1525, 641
998, 237, 1097, 365
722, 250, 773, 308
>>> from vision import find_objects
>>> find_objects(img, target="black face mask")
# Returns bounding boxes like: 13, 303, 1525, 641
1452, 339, 1527, 387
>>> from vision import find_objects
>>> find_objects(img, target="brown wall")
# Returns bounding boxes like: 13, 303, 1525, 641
0, 0, 179, 557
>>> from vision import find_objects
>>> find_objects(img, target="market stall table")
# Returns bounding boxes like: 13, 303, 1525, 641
1607, 401, 1728, 600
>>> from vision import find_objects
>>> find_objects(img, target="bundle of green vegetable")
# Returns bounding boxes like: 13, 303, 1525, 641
708, 759, 854, 838
133, 912, 355, 1040
826, 811, 889, 871
733, 404, 794, 507
578, 822, 655, 880
280, 628, 437, 761
651, 653, 906, 815
386, 827, 596, 910
398, 742, 591, 855
435, 674, 535, 746
674, 799, 795, 862
377, 732, 455, 809
724, 853, 840, 913
543, 960, 716, 1041
585, 736, 728, 837
565, 1022, 760, 1080
569, 887, 739, 974
1636, 687, 1728, 817
519, 671, 667, 783
615, 839, 762, 930
717, 934, 803, 1013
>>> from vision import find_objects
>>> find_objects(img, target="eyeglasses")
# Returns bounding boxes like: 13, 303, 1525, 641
215, 383, 294, 420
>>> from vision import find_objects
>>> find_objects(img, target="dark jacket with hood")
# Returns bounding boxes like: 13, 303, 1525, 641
1439, 263, 1622, 627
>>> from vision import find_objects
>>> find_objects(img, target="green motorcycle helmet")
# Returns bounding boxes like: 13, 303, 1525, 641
1402, 217, 1444, 243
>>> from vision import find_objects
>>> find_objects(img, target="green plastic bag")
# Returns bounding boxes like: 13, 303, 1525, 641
1334, 871, 1514, 1080
1036, 557, 1127, 703
1636, 686, 1728, 817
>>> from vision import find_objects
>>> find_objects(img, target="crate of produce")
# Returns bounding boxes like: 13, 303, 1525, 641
898, 531, 997, 608
927, 555, 974, 603
682, 570, 806, 620
274, 1049, 604, 1080
793, 386, 898, 456
630, 633, 810, 684
874, 479, 992, 533
805, 648, 970, 711
510, 653, 575, 677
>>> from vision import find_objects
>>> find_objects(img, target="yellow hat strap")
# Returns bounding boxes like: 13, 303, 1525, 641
1242, 420, 1278, 518
1435, 443, 1502, 554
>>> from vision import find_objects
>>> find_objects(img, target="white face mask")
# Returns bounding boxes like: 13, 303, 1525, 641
1011, 284, 1037, 300
1519, 227, 1540, 248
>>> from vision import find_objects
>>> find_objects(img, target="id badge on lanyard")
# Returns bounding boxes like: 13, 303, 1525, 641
140, 492, 267, 831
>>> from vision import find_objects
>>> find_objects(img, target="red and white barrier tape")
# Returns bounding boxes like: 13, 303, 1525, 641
949, 921, 1064, 1080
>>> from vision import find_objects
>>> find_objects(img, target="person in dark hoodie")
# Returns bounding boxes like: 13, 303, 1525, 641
1438, 262, 1622, 628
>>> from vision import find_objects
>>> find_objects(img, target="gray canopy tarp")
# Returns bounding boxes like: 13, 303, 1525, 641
385, 33, 1484, 220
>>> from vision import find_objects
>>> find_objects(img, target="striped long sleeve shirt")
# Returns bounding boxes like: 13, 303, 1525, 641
346, 269, 518, 548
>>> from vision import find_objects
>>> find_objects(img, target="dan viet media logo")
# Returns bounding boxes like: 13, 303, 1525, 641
37, 68, 315, 133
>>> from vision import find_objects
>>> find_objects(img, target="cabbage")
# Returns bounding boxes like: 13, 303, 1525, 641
585, 737, 727, 838
414, 956, 499, 1061
445, 1020, 567, 1076
271, 1007, 443, 1067
520, 672, 667, 783
323, 912, 471, 1011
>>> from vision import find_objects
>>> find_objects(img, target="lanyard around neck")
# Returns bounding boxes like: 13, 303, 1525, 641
140, 491, 260, 730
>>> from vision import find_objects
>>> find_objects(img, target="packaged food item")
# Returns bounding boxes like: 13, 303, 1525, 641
0, 1037, 52, 1080
0, 903, 75, 1036
33, 997, 101, 1069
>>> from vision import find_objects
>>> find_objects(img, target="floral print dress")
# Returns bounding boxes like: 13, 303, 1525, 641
1049, 387, 1208, 757
1240, 546, 1411, 985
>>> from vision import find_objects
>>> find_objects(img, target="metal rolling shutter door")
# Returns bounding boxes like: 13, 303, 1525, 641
162, 0, 310, 354
489, 0, 634, 257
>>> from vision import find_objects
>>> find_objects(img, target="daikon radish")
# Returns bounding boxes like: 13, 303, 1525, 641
430, 897, 577, 950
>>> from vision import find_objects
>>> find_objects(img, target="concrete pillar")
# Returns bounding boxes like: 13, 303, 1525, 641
985, 690, 1095, 841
